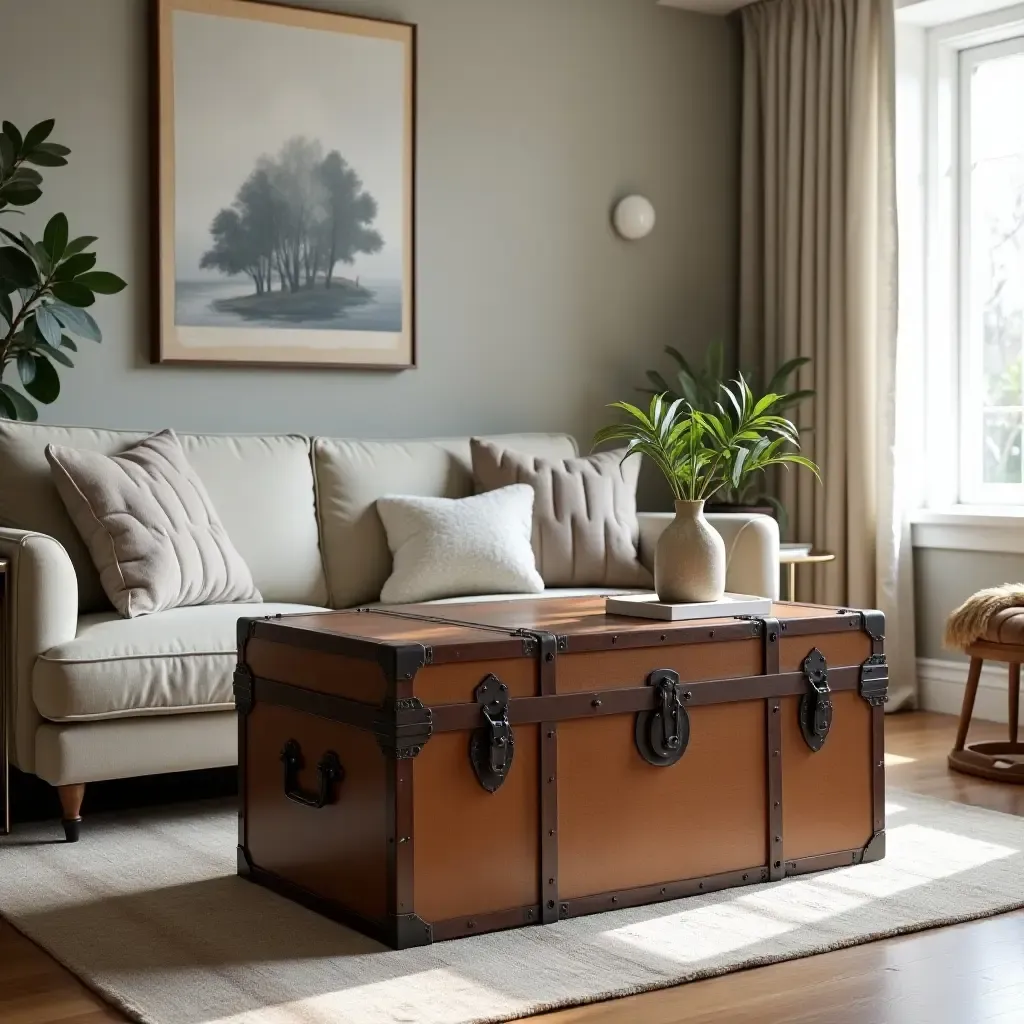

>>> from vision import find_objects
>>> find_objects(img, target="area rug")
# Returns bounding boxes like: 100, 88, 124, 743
1, 790, 1023, 1024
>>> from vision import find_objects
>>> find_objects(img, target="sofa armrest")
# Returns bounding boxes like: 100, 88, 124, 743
637, 512, 781, 600
0, 529, 79, 774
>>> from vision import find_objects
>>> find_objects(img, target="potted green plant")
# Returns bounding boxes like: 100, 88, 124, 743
642, 341, 815, 528
594, 381, 819, 604
0, 119, 126, 421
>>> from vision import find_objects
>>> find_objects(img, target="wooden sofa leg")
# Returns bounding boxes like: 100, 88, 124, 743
58, 784, 86, 843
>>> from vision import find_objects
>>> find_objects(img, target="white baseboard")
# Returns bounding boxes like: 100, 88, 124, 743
917, 657, 1013, 724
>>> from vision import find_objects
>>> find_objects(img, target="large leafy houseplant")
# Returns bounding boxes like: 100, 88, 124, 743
642, 341, 815, 522
0, 119, 126, 421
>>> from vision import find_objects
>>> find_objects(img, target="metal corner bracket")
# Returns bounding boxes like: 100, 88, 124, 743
391, 912, 433, 948
375, 696, 434, 759
233, 667, 255, 716
861, 830, 886, 863
859, 654, 889, 707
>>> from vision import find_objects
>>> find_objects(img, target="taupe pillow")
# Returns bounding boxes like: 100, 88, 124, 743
471, 439, 652, 588
45, 429, 261, 618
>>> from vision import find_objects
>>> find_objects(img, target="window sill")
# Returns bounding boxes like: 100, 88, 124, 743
910, 506, 1024, 553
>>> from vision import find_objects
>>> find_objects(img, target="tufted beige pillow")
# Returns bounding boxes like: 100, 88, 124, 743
471, 439, 652, 588
45, 429, 261, 618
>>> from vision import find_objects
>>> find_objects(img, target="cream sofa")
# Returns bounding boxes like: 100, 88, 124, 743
0, 421, 779, 835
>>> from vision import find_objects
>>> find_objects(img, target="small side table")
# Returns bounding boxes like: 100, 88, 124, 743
0, 558, 8, 836
779, 549, 835, 602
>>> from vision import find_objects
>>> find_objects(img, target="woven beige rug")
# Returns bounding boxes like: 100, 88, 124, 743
1, 790, 1023, 1024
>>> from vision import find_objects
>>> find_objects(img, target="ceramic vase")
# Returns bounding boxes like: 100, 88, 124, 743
654, 499, 726, 603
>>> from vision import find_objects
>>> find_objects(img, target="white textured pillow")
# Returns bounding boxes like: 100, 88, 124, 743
377, 485, 544, 604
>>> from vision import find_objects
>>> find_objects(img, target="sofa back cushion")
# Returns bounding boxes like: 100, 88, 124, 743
313, 434, 578, 608
0, 422, 327, 611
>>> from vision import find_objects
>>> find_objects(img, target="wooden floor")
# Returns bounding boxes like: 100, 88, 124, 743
2, 711, 1023, 1024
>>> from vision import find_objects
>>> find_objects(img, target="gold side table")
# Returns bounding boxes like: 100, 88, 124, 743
779, 550, 835, 602
1, 558, 8, 836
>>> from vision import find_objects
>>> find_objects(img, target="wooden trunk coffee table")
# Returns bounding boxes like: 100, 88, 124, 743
234, 596, 887, 948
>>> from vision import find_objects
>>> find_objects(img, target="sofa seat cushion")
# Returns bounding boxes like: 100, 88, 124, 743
32, 602, 327, 723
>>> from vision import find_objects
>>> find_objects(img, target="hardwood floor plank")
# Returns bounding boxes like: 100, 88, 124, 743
1, 711, 1021, 1024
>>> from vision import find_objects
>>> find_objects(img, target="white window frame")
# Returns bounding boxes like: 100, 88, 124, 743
958, 34, 1024, 504
921, 3, 1024, 510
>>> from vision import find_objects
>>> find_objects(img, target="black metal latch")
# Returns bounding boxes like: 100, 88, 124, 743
470, 675, 515, 792
635, 669, 690, 767
859, 654, 889, 707
799, 648, 832, 751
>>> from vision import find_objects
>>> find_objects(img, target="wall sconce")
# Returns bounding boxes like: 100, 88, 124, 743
612, 195, 656, 240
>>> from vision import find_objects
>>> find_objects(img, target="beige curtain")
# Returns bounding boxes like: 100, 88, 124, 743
739, 0, 916, 708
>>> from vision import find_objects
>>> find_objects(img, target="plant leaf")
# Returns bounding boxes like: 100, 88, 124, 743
37, 341, 73, 367
16, 351, 36, 385
10, 166, 42, 185
23, 353, 60, 404
60, 334, 77, 352
0, 245, 39, 287
0, 290, 12, 325
0, 382, 38, 421
23, 149, 67, 168
1, 122, 23, 154
34, 305, 62, 345
0, 227, 29, 251
53, 252, 97, 281
50, 281, 95, 307
61, 235, 97, 260
766, 356, 811, 394
74, 271, 126, 295
50, 301, 101, 340
0, 134, 14, 172
0, 183, 41, 206
43, 212, 68, 262
22, 119, 55, 151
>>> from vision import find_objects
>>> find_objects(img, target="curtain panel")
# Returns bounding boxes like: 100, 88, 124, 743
738, 0, 916, 708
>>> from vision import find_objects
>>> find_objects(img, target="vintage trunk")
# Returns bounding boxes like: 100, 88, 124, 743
234, 598, 887, 949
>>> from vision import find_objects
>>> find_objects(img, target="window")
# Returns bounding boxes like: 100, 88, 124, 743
959, 36, 1024, 502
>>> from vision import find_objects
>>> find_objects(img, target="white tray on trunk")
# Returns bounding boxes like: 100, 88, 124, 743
605, 592, 772, 621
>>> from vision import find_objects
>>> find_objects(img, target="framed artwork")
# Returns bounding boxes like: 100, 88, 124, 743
153, 0, 415, 368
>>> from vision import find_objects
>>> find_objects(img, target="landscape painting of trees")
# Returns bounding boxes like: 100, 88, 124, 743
155, 0, 414, 367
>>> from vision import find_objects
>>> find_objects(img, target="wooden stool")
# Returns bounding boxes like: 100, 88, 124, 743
949, 641, 1024, 783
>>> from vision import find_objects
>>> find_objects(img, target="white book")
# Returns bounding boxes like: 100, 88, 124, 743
605, 592, 773, 622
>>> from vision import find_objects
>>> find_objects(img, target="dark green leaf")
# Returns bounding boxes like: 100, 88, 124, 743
766, 356, 812, 394
10, 166, 42, 185
23, 150, 67, 168
43, 212, 68, 261
34, 142, 70, 157
37, 342, 73, 367
16, 351, 36, 385
0, 183, 41, 206
0, 387, 13, 419
23, 353, 60, 404
34, 305, 62, 345
0, 228, 25, 249
54, 252, 96, 281
50, 301, 101, 341
0, 245, 39, 287
60, 335, 77, 352
0, 382, 38, 421
22, 119, 55, 151
61, 235, 97, 260
0, 134, 14, 172
0, 291, 11, 324
74, 271, 126, 295
33, 242, 51, 274
1, 122, 23, 154
50, 281, 95, 307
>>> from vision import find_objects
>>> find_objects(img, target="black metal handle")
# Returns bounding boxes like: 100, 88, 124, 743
280, 739, 344, 809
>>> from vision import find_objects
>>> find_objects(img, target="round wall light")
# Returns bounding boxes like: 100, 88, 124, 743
612, 195, 656, 240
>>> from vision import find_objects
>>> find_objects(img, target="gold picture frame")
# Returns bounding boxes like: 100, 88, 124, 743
153, 0, 415, 368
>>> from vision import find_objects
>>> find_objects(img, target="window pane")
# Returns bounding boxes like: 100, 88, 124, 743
983, 410, 1023, 484
968, 50, 1024, 491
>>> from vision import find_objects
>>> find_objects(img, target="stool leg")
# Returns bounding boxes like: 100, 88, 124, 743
954, 657, 983, 753
1010, 663, 1021, 745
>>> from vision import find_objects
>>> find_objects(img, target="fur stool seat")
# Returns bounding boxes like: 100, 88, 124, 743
945, 587, 1024, 783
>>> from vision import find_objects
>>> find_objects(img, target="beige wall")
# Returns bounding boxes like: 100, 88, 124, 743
0, 0, 739, 497
914, 548, 1024, 661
